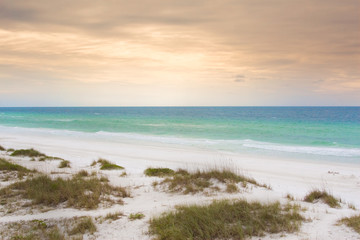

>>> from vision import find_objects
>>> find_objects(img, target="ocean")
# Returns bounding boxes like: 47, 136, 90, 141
0, 107, 359, 163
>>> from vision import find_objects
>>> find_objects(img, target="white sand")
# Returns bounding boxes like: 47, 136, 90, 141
1, 130, 360, 239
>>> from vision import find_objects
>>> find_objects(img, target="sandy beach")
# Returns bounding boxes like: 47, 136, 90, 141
1, 130, 360, 239
2, 0, 360, 238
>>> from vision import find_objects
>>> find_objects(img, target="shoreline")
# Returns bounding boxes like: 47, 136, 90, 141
1, 131, 360, 239
1, 130, 360, 207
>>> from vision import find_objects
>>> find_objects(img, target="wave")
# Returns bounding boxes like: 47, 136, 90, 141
241, 140, 360, 157
1, 125, 359, 158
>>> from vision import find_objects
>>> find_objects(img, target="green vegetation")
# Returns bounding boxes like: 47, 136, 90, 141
0, 158, 33, 172
286, 193, 295, 201
339, 215, 360, 234
10, 148, 63, 162
129, 212, 145, 220
348, 203, 356, 210
154, 168, 262, 194
144, 167, 175, 177
105, 211, 123, 221
32, 219, 48, 229
3, 220, 65, 240
226, 183, 238, 193
149, 199, 304, 240
7, 148, 15, 152
69, 217, 97, 235
58, 160, 70, 168
0, 145, 5, 151
95, 158, 124, 170
1, 217, 103, 240
75, 170, 89, 177
0, 174, 129, 209
10, 149, 47, 158
304, 190, 340, 208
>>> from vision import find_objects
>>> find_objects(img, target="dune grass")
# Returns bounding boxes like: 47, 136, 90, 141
304, 190, 340, 208
154, 168, 262, 194
105, 211, 123, 221
144, 167, 175, 177
58, 160, 70, 168
69, 217, 97, 235
0, 145, 5, 151
2, 217, 102, 240
339, 214, 360, 234
10, 148, 63, 162
0, 158, 33, 173
149, 199, 304, 240
75, 170, 89, 177
95, 158, 124, 170
10, 148, 47, 158
9, 224, 64, 240
0, 174, 129, 209
129, 212, 145, 220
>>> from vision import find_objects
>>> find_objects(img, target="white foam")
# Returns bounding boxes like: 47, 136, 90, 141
241, 140, 360, 157
1, 125, 359, 158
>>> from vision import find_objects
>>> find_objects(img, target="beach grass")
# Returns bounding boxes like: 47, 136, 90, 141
0, 158, 33, 173
0, 174, 129, 209
304, 190, 340, 208
105, 211, 123, 221
96, 158, 124, 170
10, 148, 47, 158
75, 170, 89, 177
144, 167, 175, 177
10, 148, 64, 162
149, 199, 304, 240
0, 145, 5, 151
2, 217, 103, 240
129, 212, 145, 220
9, 225, 64, 240
69, 217, 97, 235
339, 214, 360, 234
58, 160, 70, 168
155, 168, 261, 194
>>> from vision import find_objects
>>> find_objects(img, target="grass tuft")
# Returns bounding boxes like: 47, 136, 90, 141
0, 175, 129, 209
304, 190, 340, 208
129, 212, 145, 220
4, 220, 65, 240
10, 149, 47, 158
75, 170, 89, 177
96, 158, 124, 170
69, 217, 97, 235
338, 215, 360, 234
58, 160, 70, 168
105, 211, 123, 221
0, 158, 33, 172
156, 168, 261, 194
226, 183, 238, 193
339, 215, 360, 234
149, 199, 304, 240
144, 167, 175, 177
0, 145, 5, 151
286, 193, 295, 201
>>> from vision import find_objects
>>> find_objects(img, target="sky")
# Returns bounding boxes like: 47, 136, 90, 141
0, 0, 359, 106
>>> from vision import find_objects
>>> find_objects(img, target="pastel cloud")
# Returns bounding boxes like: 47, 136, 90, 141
0, 0, 359, 106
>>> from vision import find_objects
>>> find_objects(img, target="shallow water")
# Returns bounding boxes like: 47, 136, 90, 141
0, 107, 359, 163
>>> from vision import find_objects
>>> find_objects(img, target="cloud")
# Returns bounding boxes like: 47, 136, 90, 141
234, 75, 245, 82
0, 0, 359, 105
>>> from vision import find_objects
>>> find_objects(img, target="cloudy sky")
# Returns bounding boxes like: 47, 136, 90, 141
0, 0, 359, 106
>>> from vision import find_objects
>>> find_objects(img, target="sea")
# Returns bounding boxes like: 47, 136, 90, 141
0, 107, 359, 164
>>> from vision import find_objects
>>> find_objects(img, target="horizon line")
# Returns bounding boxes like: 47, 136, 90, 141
0, 106, 359, 108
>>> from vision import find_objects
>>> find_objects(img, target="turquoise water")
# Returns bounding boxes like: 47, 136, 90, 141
0, 107, 359, 162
